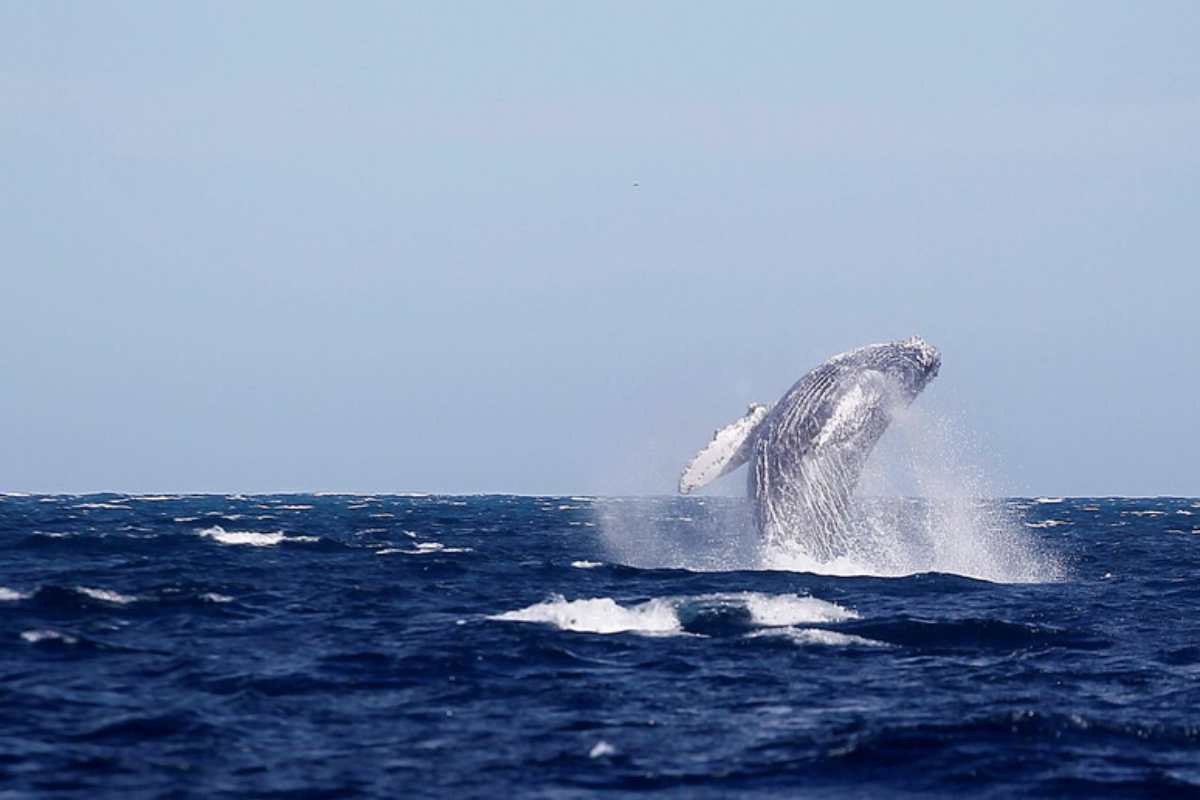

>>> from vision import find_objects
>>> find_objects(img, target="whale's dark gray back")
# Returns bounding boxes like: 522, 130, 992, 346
749, 338, 940, 560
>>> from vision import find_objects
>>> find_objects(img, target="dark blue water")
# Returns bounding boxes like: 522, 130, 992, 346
2, 493, 1199, 798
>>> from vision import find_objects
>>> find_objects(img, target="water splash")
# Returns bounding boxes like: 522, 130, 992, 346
599, 406, 1063, 583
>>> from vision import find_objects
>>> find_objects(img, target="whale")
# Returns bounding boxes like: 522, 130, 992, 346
679, 337, 941, 561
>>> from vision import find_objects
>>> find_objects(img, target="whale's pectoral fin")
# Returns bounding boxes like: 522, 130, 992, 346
679, 403, 770, 494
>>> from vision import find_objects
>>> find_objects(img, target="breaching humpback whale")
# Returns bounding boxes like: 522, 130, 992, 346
679, 337, 941, 561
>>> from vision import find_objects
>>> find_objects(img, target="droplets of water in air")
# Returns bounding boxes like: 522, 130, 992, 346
598, 406, 1063, 583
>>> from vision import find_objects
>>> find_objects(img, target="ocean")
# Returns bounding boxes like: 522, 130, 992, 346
1, 493, 1198, 798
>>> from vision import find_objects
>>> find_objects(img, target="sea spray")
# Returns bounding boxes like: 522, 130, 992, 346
599, 406, 1062, 582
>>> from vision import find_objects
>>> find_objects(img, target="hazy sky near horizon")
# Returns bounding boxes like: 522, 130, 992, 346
3, 2, 1198, 496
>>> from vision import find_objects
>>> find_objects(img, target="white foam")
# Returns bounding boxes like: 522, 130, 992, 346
492, 592, 856, 636
197, 525, 317, 547
2, 492, 32, 497
201, 592, 233, 603
74, 502, 129, 510
1034, 497, 1065, 504
76, 587, 137, 604
276, 505, 313, 511
759, 545, 915, 578
133, 495, 181, 502
377, 542, 473, 555
571, 560, 604, 569
492, 595, 682, 635
748, 627, 887, 647
1025, 519, 1069, 528
173, 516, 200, 523
0, 587, 29, 601
739, 592, 858, 625
21, 629, 78, 644
589, 741, 617, 758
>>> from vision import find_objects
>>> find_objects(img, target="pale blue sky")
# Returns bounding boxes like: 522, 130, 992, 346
2, 2, 1197, 495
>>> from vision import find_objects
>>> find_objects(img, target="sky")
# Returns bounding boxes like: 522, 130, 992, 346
2, 2, 1198, 496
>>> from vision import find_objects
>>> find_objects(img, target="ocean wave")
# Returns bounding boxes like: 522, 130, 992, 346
491, 592, 857, 637
492, 595, 682, 635
747, 627, 888, 647
197, 526, 317, 547
21, 629, 79, 645
376, 542, 473, 556
76, 586, 138, 605
0, 587, 30, 601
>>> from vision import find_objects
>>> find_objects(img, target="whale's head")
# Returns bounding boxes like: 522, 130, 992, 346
889, 335, 941, 400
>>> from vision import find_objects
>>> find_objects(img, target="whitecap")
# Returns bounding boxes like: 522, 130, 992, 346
276, 505, 313, 511
492, 595, 682, 635
74, 502, 129, 510
589, 741, 616, 758
377, 542, 473, 555
201, 592, 233, 603
197, 525, 317, 547
21, 629, 78, 644
747, 627, 887, 647
1025, 520, 1069, 528
0, 587, 29, 601
76, 586, 137, 604
571, 560, 604, 569
1034, 497, 1064, 504
492, 591, 858, 637
737, 592, 859, 625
